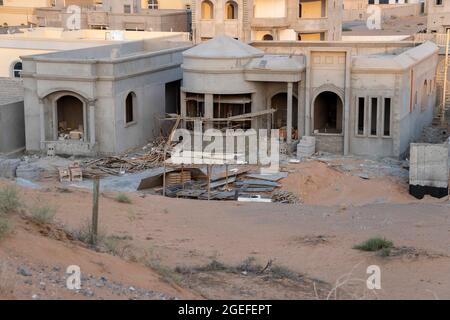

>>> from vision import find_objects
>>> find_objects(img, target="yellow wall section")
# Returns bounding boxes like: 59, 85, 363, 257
254, 0, 286, 18
1, 0, 51, 7
301, 0, 325, 19
299, 32, 321, 40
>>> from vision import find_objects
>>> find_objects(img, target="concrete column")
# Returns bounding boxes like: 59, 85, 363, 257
204, 93, 214, 130
180, 90, 187, 129
89, 101, 96, 145
344, 52, 351, 155
298, 79, 305, 137
52, 102, 58, 140
267, 96, 272, 131
287, 82, 293, 144
83, 103, 88, 142
39, 99, 45, 147
305, 54, 311, 136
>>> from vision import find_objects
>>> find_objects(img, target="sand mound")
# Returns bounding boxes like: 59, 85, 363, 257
281, 161, 416, 206
0, 215, 197, 300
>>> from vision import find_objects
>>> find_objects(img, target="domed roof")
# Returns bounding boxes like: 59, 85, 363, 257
183, 35, 264, 59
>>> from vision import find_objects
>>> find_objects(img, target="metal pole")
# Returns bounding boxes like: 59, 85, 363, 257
207, 164, 212, 201
442, 29, 450, 126
91, 177, 100, 246
225, 164, 229, 190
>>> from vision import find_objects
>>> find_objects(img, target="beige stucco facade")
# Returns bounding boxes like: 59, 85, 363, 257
192, 0, 343, 43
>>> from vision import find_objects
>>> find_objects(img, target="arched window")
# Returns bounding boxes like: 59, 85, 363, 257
125, 92, 136, 124
225, 1, 238, 20
148, 0, 158, 10
12, 61, 22, 78
262, 34, 273, 41
201, 0, 214, 19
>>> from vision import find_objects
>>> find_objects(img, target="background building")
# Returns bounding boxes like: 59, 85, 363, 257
427, 0, 450, 33
35, 0, 190, 32
191, 0, 343, 43
343, 0, 425, 22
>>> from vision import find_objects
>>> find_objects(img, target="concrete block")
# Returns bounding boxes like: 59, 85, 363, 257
409, 143, 449, 199
0, 159, 21, 179
297, 136, 316, 159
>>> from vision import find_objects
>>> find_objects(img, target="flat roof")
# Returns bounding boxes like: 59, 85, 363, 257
1, 27, 188, 41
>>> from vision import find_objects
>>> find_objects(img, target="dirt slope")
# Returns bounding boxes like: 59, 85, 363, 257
0, 214, 197, 300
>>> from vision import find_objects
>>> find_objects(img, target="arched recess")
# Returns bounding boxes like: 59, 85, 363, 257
312, 91, 343, 134
201, 0, 214, 19
225, 1, 238, 19
125, 91, 137, 124
11, 60, 22, 78
43, 90, 89, 142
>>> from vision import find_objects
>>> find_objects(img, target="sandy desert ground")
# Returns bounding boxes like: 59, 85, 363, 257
1, 158, 449, 300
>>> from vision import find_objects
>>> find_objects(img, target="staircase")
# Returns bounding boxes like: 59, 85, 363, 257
433, 54, 450, 126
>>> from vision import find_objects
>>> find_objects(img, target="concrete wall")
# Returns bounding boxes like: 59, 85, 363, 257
0, 101, 25, 154
410, 143, 449, 190
251, 40, 416, 57
397, 54, 438, 158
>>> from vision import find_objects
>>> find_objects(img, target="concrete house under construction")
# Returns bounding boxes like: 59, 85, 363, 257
181, 36, 438, 158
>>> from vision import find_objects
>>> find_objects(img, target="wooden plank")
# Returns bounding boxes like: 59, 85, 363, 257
165, 109, 276, 122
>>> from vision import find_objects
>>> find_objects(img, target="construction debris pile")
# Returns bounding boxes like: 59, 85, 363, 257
148, 166, 298, 203
82, 137, 174, 178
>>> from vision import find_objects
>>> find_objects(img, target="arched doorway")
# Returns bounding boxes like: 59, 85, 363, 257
56, 95, 85, 140
271, 93, 298, 129
313, 91, 343, 134
262, 34, 274, 41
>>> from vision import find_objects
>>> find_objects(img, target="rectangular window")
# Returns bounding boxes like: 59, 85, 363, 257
384, 98, 391, 136
357, 97, 365, 135
124, 5, 131, 13
370, 97, 378, 136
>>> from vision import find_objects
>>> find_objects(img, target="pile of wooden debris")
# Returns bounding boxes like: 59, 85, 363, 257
82, 137, 174, 177
142, 165, 297, 203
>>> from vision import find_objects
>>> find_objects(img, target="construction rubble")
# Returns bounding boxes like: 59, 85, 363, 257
80, 137, 174, 178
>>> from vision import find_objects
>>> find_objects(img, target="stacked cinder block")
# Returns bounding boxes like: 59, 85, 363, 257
409, 143, 449, 199
297, 136, 316, 160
